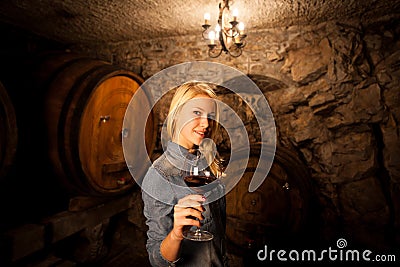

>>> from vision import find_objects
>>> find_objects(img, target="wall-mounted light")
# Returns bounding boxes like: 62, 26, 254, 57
202, 0, 247, 58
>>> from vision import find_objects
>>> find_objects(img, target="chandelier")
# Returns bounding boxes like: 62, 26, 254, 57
202, 0, 247, 58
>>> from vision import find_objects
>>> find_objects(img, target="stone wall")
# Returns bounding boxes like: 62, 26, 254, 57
74, 18, 400, 251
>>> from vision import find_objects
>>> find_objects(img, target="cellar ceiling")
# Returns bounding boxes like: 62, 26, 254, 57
0, 0, 399, 45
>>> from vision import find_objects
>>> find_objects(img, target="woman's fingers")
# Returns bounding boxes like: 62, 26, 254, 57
172, 209, 202, 235
175, 206, 204, 220
176, 194, 205, 209
178, 194, 205, 203
176, 200, 204, 212
181, 217, 201, 228
173, 194, 205, 228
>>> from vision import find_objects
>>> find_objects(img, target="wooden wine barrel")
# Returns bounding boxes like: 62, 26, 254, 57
31, 51, 157, 197
0, 80, 18, 181
225, 144, 315, 253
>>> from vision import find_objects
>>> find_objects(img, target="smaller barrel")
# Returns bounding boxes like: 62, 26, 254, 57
225, 144, 316, 254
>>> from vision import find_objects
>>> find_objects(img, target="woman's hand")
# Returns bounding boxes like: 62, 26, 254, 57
171, 194, 205, 240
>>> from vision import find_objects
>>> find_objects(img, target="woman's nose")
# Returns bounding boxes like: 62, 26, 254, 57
199, 116, 209, 128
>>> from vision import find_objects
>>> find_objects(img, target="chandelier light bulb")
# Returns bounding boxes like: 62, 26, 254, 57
238, 22, 245, 34
208, 31, 216, 44
204, 13, 210, 25
215, 24, 221, 33
232, 8, 238, 21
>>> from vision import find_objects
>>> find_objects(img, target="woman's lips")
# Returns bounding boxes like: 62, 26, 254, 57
194, 130, 205, 137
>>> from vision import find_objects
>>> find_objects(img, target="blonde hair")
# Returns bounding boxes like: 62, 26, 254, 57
167, 81, 223, 176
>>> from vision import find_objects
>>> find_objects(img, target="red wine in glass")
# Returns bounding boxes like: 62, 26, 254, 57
184, 175, 217, 193
183, 169, 219, 241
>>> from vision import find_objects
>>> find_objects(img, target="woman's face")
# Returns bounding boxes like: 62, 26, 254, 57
173, 95, 216, 149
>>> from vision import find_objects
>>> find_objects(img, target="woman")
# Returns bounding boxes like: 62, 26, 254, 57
141, 81, 227, 266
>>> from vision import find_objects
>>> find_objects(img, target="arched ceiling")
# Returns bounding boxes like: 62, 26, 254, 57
0, 0, 399, 45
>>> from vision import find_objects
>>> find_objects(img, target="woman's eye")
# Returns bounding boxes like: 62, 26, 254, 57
193, 111, 202, 116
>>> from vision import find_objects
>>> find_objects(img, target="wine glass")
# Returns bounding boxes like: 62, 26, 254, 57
182, 155, 219, 241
